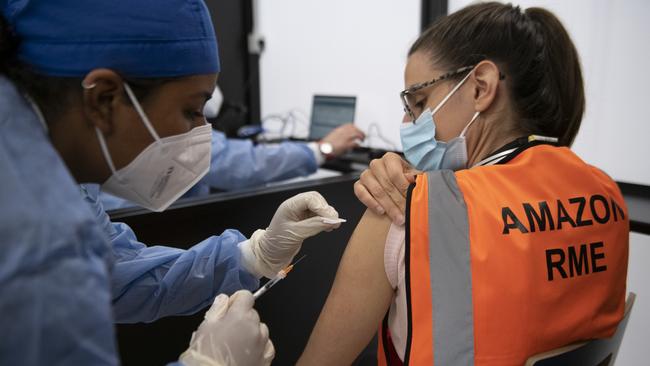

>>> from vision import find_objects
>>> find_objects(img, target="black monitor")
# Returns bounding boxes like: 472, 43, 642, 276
309, 95, 356, 140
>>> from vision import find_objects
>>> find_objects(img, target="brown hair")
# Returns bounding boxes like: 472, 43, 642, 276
411, 2, 584, 146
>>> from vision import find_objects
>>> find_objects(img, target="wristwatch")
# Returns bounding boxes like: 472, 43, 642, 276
318, 141, 334, 158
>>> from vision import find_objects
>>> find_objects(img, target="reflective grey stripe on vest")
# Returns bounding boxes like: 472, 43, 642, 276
426, 170, 474, 365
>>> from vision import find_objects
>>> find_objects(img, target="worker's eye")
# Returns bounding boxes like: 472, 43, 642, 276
412, 99, 426, 115
185, 110, 205, 121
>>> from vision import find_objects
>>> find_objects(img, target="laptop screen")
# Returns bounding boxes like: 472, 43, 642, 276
309, 95, 356, 140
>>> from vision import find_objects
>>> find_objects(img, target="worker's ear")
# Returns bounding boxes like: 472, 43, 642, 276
470, 60, 500, 113
81, 68, 128, 135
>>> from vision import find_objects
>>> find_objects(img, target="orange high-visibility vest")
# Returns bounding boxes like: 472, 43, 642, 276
378, 144, 629, 366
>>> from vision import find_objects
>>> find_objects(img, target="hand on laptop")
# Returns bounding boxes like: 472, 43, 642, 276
321, 123, 366, 157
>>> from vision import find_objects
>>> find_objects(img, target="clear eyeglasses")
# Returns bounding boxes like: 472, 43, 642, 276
399, 65, 475, 121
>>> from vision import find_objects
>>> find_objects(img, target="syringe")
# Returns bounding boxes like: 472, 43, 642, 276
253, 255, 307, 300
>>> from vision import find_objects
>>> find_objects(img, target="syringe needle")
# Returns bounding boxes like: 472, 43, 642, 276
253, 255, 307, 300
289, 254, 307, 268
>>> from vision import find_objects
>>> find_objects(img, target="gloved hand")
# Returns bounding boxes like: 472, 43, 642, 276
239, 191, 340, 279
180, 291, 274, 366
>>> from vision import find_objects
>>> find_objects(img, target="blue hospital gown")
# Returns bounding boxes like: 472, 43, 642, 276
0, 76, 258, 365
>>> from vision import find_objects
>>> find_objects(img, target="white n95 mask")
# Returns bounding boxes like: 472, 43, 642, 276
94, 83, 212, 212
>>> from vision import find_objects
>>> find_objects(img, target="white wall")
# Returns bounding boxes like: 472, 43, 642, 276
258, 0, 420, 150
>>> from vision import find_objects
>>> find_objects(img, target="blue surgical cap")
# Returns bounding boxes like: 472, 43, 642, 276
1, 0, 220, 77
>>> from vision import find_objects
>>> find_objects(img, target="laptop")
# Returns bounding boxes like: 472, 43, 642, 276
309, 95, 357, 140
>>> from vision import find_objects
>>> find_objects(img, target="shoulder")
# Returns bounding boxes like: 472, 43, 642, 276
413, 170, 465, 203
353, 209, 393, 242
0, 86, 110, 269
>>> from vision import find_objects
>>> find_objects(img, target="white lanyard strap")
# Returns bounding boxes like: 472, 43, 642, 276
24, 94, 49, 133
472, 148, 517, 168
472, 135, 559, 168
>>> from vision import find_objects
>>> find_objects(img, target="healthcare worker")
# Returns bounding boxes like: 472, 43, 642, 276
0, 1, 340, 365
99, 86, 365, 210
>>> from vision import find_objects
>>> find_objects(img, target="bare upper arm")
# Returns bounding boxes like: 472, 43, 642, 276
298, 209, 394, 366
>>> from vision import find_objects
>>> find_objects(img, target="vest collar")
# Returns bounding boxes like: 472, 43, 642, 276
472, 135, 559, 168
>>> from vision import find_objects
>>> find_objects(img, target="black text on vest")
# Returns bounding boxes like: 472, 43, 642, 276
545, 242, 607, 281
501, 195, 625, 235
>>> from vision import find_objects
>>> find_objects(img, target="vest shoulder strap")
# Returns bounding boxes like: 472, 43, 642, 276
406, 170, 475, 365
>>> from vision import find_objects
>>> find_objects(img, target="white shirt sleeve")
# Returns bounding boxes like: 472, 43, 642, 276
306, 142, 325, 166
384, 223, 406, 290
384, 223, 408, 361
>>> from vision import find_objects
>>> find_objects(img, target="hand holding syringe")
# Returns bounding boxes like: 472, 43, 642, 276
254, 255, 308, 300
253, 216, 346, 300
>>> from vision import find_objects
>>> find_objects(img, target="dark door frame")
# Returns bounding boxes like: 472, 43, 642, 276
421, 0, 448, 31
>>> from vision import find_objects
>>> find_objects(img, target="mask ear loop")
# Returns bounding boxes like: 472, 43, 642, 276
94, 127, 119, 178
460, 111, 481, 138
82, 81, 121, 179
431, 68, 475, 115
122, 83, 161, 143
23, 94, 49, 133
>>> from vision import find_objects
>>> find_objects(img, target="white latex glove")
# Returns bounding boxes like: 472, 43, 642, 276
179, 291, 274, 366
239, 191, 340, 279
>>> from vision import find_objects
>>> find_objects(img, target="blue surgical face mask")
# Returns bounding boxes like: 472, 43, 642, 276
400, 70, 480, 171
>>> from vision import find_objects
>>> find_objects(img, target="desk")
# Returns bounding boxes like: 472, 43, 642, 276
618, 182, 650, 234
111, 173, 376, 365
